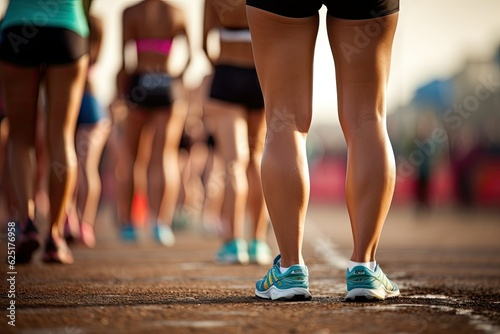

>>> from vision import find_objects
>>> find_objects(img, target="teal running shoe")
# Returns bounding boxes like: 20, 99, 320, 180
255, 255, 312, 301
153, 224, 175, 247
248, 239, 273, 265
345, 265, 400, 301
120, 223, 136, 242
216, 239, 249, 264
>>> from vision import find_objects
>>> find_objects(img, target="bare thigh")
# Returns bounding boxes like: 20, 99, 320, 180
246, 7, 319, 134
0, 62, 40, 143
44, 56, 89, 149
327, 14, 399, 134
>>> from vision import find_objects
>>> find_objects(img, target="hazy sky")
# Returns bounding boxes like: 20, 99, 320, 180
1, 0, 500, 125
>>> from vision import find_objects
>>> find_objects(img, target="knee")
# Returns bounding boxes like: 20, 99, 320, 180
266, 104, 311, 137
248, 152, 263, 170
339, 111, 384, 137
249, 138, 264, 162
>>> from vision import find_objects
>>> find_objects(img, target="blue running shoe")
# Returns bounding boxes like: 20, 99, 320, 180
120, 224, 137, 242
255, 255, 312, 301
345, 265, 400, 301
216, 239, 249, 264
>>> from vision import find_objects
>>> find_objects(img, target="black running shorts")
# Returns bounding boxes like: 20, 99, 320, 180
0, 26, 88, 66
209, 64, 264, 110
246, 0, 399, 19
127, 72, 175, 109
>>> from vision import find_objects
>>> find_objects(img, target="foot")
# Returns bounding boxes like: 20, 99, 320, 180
120, 223, 137, 242
345, 265, 400, 301
215, 239, 249, 265
255, 255, 311, 301
172, 210, 190, 230
42, 235, 74, 264
248, 239, 273, 265
153, 224, 175, 247
15, 219, 41, 264
63, 211, 81, 244
80, 222, 96, 248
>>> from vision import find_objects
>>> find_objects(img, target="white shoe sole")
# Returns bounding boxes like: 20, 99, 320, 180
255, 286, 312, 301
345, 287, 400, 301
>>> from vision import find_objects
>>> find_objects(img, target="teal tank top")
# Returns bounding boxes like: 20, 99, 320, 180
1, 0, 89, 37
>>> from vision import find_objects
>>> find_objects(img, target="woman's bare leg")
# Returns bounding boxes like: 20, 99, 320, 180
75, 120, 111, 246
44, 56, 88, 241
0, 117, 8, 181
0, 62, 40, 225
246, 109, 268, 241
148, 101, 187, 228
34, 102, 51, 231
145, 112, 171, 225
0, 118, 12, 223
327, 14, 399, 263
209, 100, 250, 242
201, 140, 225, 235
247, 7, 319, 268
117, 111, 146, 224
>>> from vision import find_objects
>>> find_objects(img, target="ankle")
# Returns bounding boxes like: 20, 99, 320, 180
348, 260, 377, 271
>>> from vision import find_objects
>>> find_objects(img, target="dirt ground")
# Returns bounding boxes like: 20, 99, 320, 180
1, 203, 499, 334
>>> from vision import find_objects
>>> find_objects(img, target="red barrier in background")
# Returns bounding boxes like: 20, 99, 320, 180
309, 156, 500, 208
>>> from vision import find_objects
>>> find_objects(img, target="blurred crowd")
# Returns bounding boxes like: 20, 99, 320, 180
0, 0, 271, 265
309, 44, 500, 210
389, 45, 500, 209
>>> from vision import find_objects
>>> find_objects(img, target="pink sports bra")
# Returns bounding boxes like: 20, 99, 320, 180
136, 38, 173, 55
